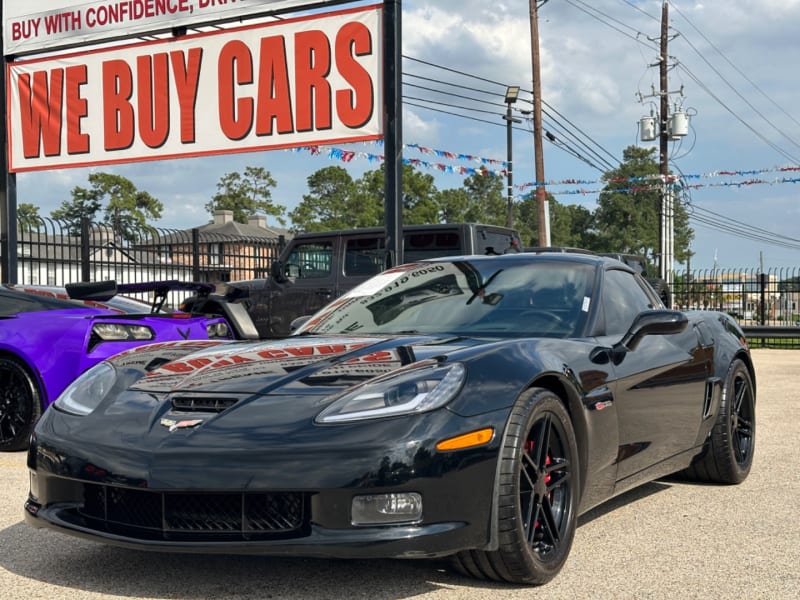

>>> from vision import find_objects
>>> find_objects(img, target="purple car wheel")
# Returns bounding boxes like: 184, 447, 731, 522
451, 388, 579, 585
0, 357, 42, 452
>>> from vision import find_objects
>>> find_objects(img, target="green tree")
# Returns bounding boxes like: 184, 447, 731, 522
289, 166, 368, 231
437, 170, 507, 225
17, 203, 42, 233
206, 166, 285, 225
51, 173, 164, 241
51, 173, 162, 242
100, 174, 164, 242
51, 185, 103, 235
515, 194, 595, 248
593, 145, 693, 263
461, 169, 506, 224
356, 164, 439, 224
550, 201, 596, 248
436, 187, 470, 223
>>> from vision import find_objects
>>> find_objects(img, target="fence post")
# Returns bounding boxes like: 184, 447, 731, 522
192, 228, 200, 281
759, 273, 768, 325
80, 217, 91, 282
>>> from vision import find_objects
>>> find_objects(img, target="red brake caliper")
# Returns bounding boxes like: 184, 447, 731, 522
526, 440, 552, 531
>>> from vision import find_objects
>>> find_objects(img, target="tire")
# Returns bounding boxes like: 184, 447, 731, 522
647, 277, 671, 307
0, 356, 42, 452
450, 388, 580, 585
681, 358, 755, 484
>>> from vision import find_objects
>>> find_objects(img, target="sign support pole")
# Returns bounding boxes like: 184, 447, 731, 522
383, 0, 403, 268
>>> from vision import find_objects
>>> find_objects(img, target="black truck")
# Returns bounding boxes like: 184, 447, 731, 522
230, 223, 522, 338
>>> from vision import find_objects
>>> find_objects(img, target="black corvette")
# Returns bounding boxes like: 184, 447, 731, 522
24, 253, 756, 585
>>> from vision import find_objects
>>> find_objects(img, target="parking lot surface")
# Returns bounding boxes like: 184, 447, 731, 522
1, 348, 797, 599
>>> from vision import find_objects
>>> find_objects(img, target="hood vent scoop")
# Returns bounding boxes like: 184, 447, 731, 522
170, 395, 241, 412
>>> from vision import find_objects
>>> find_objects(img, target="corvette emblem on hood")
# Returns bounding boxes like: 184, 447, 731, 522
160, 418, 203, 432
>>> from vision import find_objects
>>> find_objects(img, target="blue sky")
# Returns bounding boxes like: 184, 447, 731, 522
16, 0, 800, 271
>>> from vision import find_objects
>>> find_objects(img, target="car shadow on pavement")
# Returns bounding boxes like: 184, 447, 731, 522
0, 520, 468, 598
577, 480, 672, 527
0, 481, 673, 597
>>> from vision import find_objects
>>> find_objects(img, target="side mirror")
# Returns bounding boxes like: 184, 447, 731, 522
618, 309, 688, 352
271, 260, 287, 283
591, 310, 688, 365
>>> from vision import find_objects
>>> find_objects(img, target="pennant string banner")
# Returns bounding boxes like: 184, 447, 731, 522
288, 144, 800, 197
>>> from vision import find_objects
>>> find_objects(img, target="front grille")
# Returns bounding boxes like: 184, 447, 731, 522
79, 483, 309, 541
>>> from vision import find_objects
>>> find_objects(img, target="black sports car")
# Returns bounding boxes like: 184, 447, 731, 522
24, 253, 756, 585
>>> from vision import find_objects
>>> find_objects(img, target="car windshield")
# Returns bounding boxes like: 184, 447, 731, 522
296, 258, 595, 338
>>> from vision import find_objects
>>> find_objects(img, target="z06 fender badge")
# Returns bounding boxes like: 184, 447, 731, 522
160, 418, 203, 432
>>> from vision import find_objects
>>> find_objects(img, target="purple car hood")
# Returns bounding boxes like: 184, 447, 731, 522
120, 335, 477, 396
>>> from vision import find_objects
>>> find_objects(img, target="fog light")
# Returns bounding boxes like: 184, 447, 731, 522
351, 492, 423, 525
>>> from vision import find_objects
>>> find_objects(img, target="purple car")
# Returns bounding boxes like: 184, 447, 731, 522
0, 280, 257, 451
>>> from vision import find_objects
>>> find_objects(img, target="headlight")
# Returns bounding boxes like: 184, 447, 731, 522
92, 323, 153, 341
55, 362, 118, 416
207, 321, 231, 338
316, 361, 466, 423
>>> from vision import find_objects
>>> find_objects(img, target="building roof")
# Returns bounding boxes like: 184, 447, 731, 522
153, 210, 291, 244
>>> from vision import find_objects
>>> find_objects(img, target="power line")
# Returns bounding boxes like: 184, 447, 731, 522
403, 54, 620, 172
677, 64, 800, 165
669, 1, 800, 133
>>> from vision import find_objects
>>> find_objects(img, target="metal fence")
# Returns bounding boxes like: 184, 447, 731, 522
13, 217, 285, 307
673, 267, 800, 348
8, 218, 800, 345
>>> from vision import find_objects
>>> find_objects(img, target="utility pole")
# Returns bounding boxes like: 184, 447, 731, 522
639, 2, 688, 286
530, 0, 549, 246
504, 86, 521, 229
658, 1, 672, 283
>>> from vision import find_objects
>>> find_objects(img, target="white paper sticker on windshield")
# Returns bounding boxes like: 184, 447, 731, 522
582, 296, 591, 312
343, 270, 411, 297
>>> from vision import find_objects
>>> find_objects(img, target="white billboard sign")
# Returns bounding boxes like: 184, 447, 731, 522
6, 4, 383, 172
3, 0, 345, 56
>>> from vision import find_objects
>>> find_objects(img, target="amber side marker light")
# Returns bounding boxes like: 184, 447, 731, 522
436, 427, 495, 451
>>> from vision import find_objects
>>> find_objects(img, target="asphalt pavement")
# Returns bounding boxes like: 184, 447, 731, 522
1, 348, 797, 599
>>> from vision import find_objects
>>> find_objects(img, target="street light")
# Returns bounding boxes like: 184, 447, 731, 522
503, 86, 522, 228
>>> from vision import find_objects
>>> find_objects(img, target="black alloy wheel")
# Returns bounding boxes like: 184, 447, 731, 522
0, 357, 42, 452
450, 388, 579, 585
728, 361, 755, 474
681, 358, 755, 484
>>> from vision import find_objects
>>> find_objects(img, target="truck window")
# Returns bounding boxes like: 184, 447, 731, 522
344, 238, 384, 276
475, 230, 519, 255
405, 231, 462, 261
285, 241, 333, 279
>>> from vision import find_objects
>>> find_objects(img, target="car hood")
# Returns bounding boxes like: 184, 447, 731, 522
119, 334, 482, 396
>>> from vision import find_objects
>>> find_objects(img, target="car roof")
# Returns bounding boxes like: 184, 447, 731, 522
423, 250, 611, 266
422, 251, 642, 276
292, 223, 518, 239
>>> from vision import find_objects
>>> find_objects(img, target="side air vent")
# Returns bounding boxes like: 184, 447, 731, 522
703, 377, 722, 419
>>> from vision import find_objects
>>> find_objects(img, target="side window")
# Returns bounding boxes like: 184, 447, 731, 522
285, 241, 333, 279
344, 237, 384, 276
602, 269, 654, 335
